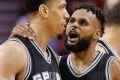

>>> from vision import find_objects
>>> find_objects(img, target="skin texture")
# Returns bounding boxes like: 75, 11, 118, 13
9, 4, 120, 80
0, 0, 69, 79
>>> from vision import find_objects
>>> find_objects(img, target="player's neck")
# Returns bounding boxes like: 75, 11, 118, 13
71, 48, 95, 65
70, 41, 97, 71
29, 17, 52, 54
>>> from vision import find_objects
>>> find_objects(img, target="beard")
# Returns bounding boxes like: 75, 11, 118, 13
64, 34, 93, 53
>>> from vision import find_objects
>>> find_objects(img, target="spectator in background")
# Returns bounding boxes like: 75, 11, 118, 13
66, 0, 94, 16
103, 0, 120, 56
93, 0, 105, 9
66, 0, 105, 16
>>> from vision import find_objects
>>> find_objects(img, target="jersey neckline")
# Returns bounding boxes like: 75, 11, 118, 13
30, 40, 51, 64
67, 51, 105, 78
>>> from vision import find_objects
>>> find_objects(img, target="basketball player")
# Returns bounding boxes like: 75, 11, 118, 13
59, 3, 120, 80
9, 2, 120, 80
0, 0, 69, 80
103, 0, 120, 56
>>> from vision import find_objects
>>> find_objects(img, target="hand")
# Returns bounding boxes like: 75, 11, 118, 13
9, 23, 35, 40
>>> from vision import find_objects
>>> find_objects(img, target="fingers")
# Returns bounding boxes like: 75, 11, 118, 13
10, 24, 26, 38
23, 23, 36, 40
9, 23, 36, 40
25, 23, 35, 36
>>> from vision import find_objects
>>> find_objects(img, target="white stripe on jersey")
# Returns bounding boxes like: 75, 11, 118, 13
30, 40, 52, 64
99, 38, 120, 60
67, 51, 104, 78
106, 56, 114, 80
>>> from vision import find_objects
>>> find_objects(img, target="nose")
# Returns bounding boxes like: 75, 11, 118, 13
70, 22, 79, 29
70, 25, 78, 30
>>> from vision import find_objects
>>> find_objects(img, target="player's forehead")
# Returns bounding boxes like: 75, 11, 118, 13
48, 0, 67, 6
71, 9, 96, 21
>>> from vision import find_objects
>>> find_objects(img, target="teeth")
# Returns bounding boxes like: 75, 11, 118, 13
69, 37, 78, 41
67, 29, 79, 43
68, 37, 78, 43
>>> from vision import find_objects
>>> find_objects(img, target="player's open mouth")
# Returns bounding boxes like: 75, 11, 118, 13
68, 30, 79, 43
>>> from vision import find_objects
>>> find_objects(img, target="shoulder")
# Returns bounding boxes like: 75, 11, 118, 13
0, 40, 27, 61
110, 57, 120, 80
0, 40, 27, 74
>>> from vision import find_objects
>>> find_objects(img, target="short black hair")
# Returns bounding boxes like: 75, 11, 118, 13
104, 0, 120, 25
22, 0, 49, 14
66, 0, 95, 16
75, 2, 106, 37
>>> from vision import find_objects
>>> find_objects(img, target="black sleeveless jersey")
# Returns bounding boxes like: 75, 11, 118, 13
8, 36, 61, 80
59, 39, 119, 80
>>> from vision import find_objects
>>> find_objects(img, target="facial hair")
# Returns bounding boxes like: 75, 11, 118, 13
64, 34, 93, 53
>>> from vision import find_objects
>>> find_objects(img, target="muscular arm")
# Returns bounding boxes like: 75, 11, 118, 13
110, 58, 120, 80
0, 41, 27, 80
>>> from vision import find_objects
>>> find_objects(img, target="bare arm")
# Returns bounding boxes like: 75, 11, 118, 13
110, 58, 120, 80
0, 41, 27, 80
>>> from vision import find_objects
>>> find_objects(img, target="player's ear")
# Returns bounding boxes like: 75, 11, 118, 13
93, 29, 101, 40
39, 4, 49, 18
96, 29, 101, 39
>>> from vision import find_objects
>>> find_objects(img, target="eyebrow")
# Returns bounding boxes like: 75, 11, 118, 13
69, 17, 76, 21
70, 17, 75, 19
79, 18, 87, 21
70, 17, 88, 21
79, 18, 91, 23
